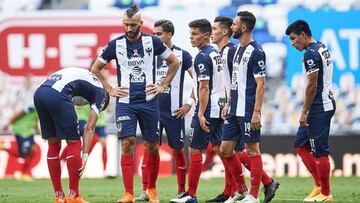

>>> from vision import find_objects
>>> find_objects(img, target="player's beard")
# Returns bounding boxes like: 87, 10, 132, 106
126, 26, 141, 40
232, 29, 244, 39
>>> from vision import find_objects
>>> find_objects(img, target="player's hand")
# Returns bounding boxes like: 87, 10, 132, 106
109, 87, 129, 98
299, 112, 309, 128
251, 112, 261, 131
173, 104, 192, 119
198, 114, 210, 133
79, 159, 87, 177
221, 103, 229, 120
146, 84, 165, 95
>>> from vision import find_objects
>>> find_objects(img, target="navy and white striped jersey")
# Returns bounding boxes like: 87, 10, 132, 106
156, 45, 193, 115
230, 41, 266, 117
302, 42, 335, 113
221, 42, 237, 98
40, 67, 107, 115
98, 33, 172, 104
192, 44, 225, 118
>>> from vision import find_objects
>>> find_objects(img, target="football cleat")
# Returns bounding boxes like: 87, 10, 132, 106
263, 179, 279, 202
135, 190, 149, 201
206, 192, 230, 202
304, 186, 321, 201
116, 192, 135, 203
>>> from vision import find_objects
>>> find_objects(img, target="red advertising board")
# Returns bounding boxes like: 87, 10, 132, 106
0, 14, 154, 76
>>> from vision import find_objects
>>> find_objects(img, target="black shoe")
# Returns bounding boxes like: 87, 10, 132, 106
205, 193, 230, 202
264, 179, 280, 202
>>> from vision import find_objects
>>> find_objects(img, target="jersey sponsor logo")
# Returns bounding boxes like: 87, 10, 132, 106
198, 63, 206, 73
198, 74, 209, 80
258, 60, 265, 70
306, 59, 315, 68
128, 60, 145, 67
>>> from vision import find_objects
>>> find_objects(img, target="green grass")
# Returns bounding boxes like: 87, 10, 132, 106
0, 176, 359, 202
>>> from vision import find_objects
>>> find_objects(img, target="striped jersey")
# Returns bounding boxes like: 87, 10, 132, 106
192, 44, 225, 118
40, 67, 107, 115
230, 41, 266, 117
98, 33, 172, 104
156, 45, 193, 115
302, 41, 335, 113
221, 42, 237, 98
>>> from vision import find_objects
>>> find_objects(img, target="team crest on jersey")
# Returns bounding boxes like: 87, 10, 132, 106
234, 55, 240, 64
218, 97, 226, 108
242, 56, 249, 66
145, 47, 152, 56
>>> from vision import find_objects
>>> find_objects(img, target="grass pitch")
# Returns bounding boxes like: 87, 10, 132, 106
0, 176, 359, 202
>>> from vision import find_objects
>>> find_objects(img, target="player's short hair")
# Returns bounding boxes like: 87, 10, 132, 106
154, 19, 175, 36
237, 11, 256, 32
285, 20, 312, 37
126, 4, 139, 18
214, 16, 233, 37
188, 19, 212, 35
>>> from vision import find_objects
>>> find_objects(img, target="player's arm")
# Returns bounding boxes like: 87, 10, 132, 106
252, 76, 265, 130
300, 71, 318, 127
79, 109, 98, 176
300, 52, 320, 127
251, 49, 266, 131
198, 80, 210, 133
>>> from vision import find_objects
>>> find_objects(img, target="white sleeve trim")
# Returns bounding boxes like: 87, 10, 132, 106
90, 104, 100, 116
159, 48, 172, 60
306, 68, 319, 75
98, 56, 108, 64
253, 74, 266, 78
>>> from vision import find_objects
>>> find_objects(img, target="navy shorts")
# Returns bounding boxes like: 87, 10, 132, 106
160, 113, 185, 150
116, 98, 160, 142
78, 120, 107, 138
294, 109, 335, 157
15, 135, 35, 156
189, 116, 223, 150
34, 86, 79, 140
222, 114, 260, 144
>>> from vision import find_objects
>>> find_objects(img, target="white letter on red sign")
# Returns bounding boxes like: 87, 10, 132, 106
59, 34, 97, 67
7, 34, 45, 69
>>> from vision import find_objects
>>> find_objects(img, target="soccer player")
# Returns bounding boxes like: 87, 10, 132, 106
170, 18, 226, 203
59, 105, 108, 175
90, 5, 180, 203
220, 11, 266, 203
208, 16, 279, 203
33, 67, 110, 203
1, 101, 39, 181
286, 20, 335, 202
136, 19, 194, 201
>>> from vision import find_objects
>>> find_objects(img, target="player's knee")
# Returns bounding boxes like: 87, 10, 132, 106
121, 137, 136, 154
219, 145, 232, 157
146, 142, 159, 155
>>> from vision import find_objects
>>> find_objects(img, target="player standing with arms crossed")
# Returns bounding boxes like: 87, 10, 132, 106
91, 5, 180, 203
286, 19, 335, 202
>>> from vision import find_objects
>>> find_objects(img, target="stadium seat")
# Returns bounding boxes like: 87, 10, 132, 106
231, 0, 252, 7
302, 0, 327, 11
237, 4, 263, 19
114, 0, 133, 8
139, 0, 159, 8
219, 6, 237, 18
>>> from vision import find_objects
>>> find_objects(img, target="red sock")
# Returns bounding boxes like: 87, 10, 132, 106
23, 145, 39, 176
224, 153, 247, 194
66, 141, 82, 197
237, 151, 272, 186
188, 153, 202, 197
315, 155, 331, 195
295, 146, 320, 186
121, 154, 134, 194
220, 157, 233, 196
102, 147, 107, 170
202, 144, 215, 171
249, 155, 263, 198
141, 149, 149, 191
173, 150, 187, 194
147, 152, 160, 189
47, 141, 64, 197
